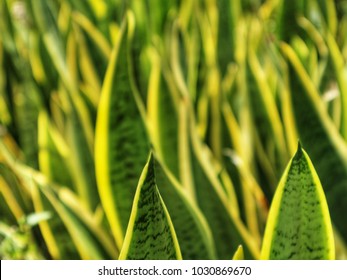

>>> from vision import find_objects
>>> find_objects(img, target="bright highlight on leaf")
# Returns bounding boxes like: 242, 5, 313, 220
261, 143, 335, 260
94, 12, 149, 249
232, 245, 244, 260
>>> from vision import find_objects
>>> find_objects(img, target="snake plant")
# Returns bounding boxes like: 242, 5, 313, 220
1, 0, 347, 259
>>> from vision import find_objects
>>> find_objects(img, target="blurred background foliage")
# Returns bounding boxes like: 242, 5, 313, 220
0, 0, 347, 259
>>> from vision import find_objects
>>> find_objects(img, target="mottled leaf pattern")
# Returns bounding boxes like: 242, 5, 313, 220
281, 42, 347, 243
2, 0, 346, 261
119, 154, 182, 260
261, 144, 335, 259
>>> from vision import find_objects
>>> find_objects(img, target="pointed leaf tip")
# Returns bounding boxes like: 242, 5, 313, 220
232, 245, 244, 260
293, 141, 303, 161
261, 146, 335, 259
119, 153, 182, 260
297, 141, 302, 151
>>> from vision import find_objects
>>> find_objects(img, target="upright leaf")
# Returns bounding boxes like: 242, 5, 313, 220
0, 163, 27, 222
281, 42, 347, 243
276, 0, 307, 42
147, 47, 180, 180
189, 114, 260, 259
30, 0, 70, 90
0, 148, 77, 259
8, 161, 115, 260
14, 85, 41, 169
64, 91, 99, 211
325, 31, 347, 139
261, 144, 335, 260
153, 156, 216, 259
95, 12, 149, 249
41, 186, 117, 260
232, 245, 244, 260
217, 0, 241, 75
119, 153, 182, 260
38, 111, 73, 188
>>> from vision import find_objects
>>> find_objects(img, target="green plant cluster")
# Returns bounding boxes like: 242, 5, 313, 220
0, 0, 347, 260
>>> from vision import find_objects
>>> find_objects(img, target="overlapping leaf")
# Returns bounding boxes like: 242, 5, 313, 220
153, 155, 216, 259
95, 12, 149, 249
281, 42, 347, 243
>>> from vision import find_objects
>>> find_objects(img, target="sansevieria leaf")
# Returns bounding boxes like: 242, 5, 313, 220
261, 143, 335, 260
0, 150, 77, 259
38, 110, 73, 188
41, 186, 117, 260
19, 165, 115, 260
95, 12, 149, 249
153, 155, 216, 259
0, 163, 28, 222
189, 113, 259, 260
119, 153, 182, 260
281, 42, 347, 243
13, 82, 41, 170
232, 245, 244, 260
147, 47, 180, 180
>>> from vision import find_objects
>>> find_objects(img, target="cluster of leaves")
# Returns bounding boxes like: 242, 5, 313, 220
1, 0, 347, 259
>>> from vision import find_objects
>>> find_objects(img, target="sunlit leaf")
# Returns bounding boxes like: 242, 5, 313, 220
95, 12, 149, 249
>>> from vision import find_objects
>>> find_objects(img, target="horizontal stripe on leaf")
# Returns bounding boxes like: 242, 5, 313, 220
119, 153, 182, 260
261, 144, 335, 260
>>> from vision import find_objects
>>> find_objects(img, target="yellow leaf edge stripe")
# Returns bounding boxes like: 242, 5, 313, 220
94, 14, 127, 249
118, 154, 182, 260
260, 144, 335, 260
